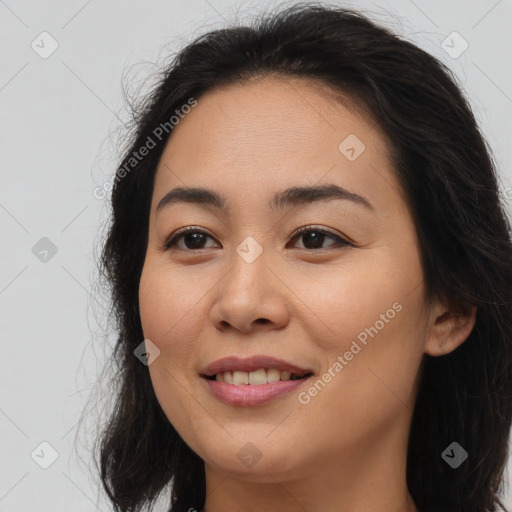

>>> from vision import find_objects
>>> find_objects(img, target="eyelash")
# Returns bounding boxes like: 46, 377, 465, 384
162, 225, 353, 252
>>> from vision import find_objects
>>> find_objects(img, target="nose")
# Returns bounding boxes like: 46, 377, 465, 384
210, 247, 290, 334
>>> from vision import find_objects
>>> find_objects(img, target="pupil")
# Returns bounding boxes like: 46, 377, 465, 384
303, 231, 324, 249
185, 233, 205, 249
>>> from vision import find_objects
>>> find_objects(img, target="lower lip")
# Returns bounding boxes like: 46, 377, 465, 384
201, 376, 312, 406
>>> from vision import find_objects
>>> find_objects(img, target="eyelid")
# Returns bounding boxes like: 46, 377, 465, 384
288, 224, 351, 244
163, 224, 354, 251
161, 225, 214, 251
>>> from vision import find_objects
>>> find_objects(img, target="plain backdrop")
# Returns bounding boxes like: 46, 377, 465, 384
1, 0, 511, 510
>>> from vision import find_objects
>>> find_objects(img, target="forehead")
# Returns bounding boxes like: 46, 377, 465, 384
152, 76, 402, 215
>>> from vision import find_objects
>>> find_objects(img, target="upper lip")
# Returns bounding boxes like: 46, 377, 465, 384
200, 355, 314, 377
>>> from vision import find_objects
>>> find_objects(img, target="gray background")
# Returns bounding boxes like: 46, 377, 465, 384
1, 0, 511, 510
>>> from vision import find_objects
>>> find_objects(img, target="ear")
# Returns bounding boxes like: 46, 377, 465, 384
424, 299, 477, 357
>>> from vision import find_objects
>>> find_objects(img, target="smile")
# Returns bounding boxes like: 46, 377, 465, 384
201, 371, 313, 406
207, 368, 312, 385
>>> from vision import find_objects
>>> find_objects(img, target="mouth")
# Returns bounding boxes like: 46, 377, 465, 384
200, 366, 314, 406
199, 355, 315, 386
201, 368, 314, 385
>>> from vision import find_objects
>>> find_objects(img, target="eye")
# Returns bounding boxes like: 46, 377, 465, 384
163, 226, 218, 251
288, 225, 353, 250
162, 225, 353, 252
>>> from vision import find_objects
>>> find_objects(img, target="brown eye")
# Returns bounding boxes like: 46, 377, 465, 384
164, 227, 218, 251
163, 225, 353, 252
289, 226, 352, 250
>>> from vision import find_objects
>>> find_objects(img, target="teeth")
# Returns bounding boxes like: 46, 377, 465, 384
233, 371, 249, 385
249, 369, 266, 385
267, 368, 281, 383
214, 368, 304, 385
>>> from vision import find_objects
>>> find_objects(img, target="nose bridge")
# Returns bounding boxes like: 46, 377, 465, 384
225, 234, 269, 303
210, 234, 288, 332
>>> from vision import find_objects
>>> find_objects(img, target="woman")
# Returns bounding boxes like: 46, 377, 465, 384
90, 2, 512, 511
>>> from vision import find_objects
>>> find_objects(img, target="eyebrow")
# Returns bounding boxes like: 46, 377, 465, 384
156, 183, 374, 214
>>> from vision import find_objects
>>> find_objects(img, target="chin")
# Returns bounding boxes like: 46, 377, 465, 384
200, 437, 311, 482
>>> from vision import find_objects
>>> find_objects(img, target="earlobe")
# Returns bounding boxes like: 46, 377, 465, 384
424, 302, 477, 357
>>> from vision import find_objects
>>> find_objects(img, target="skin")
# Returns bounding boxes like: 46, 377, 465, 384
138, 76, 476, 512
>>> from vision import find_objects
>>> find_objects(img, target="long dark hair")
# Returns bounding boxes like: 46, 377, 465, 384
85, 2, 512, 511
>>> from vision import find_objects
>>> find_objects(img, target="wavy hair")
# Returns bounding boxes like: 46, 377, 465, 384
87, 2, 512, 511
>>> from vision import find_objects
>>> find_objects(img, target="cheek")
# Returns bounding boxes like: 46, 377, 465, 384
293, 254, 418, 346
139, 264, 205, 431
138, 263, 206, 350
300, 254, 426, 404
138, 264, 206, 414
290, 285, 425, 454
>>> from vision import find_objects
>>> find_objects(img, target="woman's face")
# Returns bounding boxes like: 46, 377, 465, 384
138, 76, 433, 484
